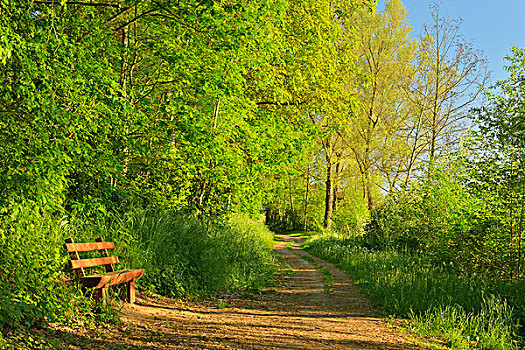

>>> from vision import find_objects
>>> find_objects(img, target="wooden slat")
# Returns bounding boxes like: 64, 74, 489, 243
81, 269, 145, 289
70, 256, 119, 270
64, 241, 115, 253
96, 237, 115, 273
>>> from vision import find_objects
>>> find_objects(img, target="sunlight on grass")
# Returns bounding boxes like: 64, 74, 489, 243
304, 235, 522, 349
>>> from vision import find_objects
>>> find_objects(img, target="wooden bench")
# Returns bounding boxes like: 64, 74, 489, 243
64, 237, 144, 305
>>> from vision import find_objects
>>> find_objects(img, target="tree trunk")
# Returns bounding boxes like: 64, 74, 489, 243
121, 27, 130, 180
363, 147, 374, 212
365, 177, 374, 211
304, 168, 309, 233
333, 160, 343, 213
324, 158, 334, 230
289, 175, 294, 213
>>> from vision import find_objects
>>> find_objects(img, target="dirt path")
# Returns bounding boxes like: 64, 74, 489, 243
56, 234, 423, 349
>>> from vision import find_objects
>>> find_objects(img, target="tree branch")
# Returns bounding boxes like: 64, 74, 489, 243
256, 101, 304, 106
150, 1, 202, 32
34, 1, 120, 7
104, 2, 142, 24
114, 8, 157, 32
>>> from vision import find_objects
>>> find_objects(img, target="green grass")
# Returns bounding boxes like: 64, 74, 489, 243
108, 210, 277, 297
279, 231, 318, 239
273, 235, 285, 243
295, 253, 334, 294
410, 295, 519, 349
304, 235, 523, 349
0, 207, 278, 346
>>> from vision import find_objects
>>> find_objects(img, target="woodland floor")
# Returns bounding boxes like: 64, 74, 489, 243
31, 234, 426, 349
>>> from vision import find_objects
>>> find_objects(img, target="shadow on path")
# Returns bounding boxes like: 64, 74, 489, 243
36, 233, 423, 349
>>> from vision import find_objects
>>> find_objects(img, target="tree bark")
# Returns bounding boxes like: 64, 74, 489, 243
333, 160, 343, 213
365, 176, 374, 211
324, 157, 334, 230
289, 175, 294, 213
304, 167, 309, 233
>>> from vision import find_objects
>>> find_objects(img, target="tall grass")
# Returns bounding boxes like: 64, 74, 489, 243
305, 235, 523, 349
108, 210, 277, 297
0, 207, 276, 333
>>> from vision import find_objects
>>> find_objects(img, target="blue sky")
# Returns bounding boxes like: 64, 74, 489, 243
377, 0, 525, 84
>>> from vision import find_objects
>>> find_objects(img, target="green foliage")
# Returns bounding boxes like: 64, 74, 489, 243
331, 195, 369, 235
0, 3, 128, 215
476, 47, 525, 150
95, 210, 277, 297
305, 235, 523, 349
0, 0, 328, 220
365, 148, 525, 279
0, 205, 276, 339
0, 205, 96, 330
367, 157, 473, 252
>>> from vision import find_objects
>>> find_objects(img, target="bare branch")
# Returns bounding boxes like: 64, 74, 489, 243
104, 2, 142, 24
114, 8, 157, 32
256, 101, 305, 106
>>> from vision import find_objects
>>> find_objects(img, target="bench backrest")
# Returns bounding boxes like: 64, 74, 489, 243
64, 237, 118, 278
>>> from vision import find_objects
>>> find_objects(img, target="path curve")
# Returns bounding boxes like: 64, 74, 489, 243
58, 234, 423, 349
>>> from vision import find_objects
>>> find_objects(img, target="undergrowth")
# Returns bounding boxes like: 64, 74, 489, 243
0, 206, 277, 346
304, 235, 523, 349
115, 210, 277, 297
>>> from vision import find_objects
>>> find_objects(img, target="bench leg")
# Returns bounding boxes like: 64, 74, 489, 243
126, 280, 136, 304
102, 286, 109, 305
93, 287, 109, 306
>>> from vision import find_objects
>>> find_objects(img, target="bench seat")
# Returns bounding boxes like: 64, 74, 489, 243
80, 269, 145, 289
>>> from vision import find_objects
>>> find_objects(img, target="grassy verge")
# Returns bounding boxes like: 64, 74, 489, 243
91, 210, 278, 297
304, 235, 523, 350
0, 208, 277, 347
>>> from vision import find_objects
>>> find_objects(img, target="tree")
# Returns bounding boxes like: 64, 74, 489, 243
350, 0, 416, 210
1, 0, 367, 222
474, 47, 525, 278
298, 0, 362, 230
477, 47, 525, 149
407, 1, 489, 167
0, 3, 127, 214
252, 0, 366, 230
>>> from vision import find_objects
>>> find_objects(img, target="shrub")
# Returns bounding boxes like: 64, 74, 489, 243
0, 206, 277, 333
0, 205, 91, 329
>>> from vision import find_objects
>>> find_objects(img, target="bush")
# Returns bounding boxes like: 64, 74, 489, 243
0, 206, 277, 333
0, 205, 92, 330
365, 157, 524, 278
